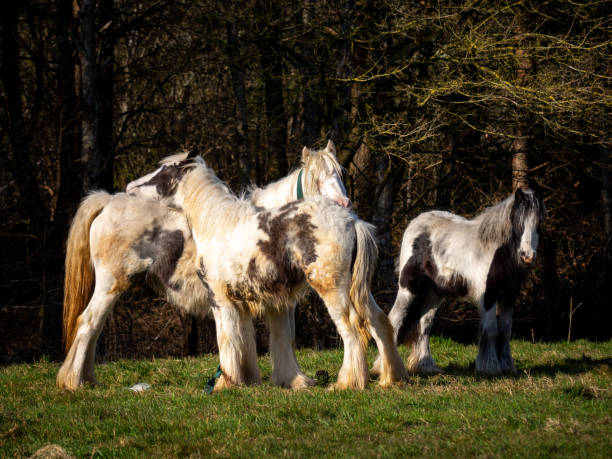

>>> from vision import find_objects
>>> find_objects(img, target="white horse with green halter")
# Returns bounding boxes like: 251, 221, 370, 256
249, 140, 351, 209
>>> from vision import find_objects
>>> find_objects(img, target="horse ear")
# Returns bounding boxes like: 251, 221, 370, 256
326, 139, 336, 154
302, 146, 311, 163
514, 187, 526, 202
186, 149, 198, 160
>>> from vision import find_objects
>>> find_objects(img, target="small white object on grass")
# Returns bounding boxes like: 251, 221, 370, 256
128, 382, 151, 392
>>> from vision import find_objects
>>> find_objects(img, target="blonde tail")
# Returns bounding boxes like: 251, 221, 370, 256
349, 219, 378, 348
62, 191, 111, 353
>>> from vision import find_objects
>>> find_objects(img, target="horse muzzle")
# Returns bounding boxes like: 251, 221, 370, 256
520, 251, 535, 266
336, 197, 352, 208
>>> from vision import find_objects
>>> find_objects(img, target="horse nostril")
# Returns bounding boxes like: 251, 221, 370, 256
521, 252, 534, 265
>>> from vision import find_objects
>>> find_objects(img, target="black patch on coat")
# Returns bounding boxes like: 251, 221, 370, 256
139, 162, 195, 197
483, 242, 526, 311
398, 232, 468, 298
132, 226, 184, 290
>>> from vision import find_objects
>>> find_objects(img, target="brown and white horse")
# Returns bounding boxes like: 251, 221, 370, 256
125, 155, 407, 390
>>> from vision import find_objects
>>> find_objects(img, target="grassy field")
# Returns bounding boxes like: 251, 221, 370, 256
1, 338, 611, 458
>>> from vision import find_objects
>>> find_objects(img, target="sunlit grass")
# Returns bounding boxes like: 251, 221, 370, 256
1, 338, 610, 457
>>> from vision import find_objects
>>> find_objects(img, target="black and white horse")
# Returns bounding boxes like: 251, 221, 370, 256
373, 188, 544, 375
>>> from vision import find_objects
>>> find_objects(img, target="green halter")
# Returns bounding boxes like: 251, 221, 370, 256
296, 169, 304, 200
204, 365, 222, 394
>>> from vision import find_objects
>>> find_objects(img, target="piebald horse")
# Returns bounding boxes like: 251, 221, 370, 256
126, 155, 407, 390
373, 188, 544, 375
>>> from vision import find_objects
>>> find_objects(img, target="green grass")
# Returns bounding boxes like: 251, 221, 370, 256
1, 338, 611, 457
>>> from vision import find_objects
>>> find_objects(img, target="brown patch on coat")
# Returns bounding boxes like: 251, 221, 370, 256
238, 202, 317, 299
223, 282, 266, 316
256, 202, 318, 268
132, 226, 185, 290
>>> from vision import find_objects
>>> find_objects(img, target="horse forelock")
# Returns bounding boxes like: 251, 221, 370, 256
302, 146, 344, 195
510, 189, 544, 236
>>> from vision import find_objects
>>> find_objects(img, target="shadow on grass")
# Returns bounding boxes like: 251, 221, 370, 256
433, 356, 612, 379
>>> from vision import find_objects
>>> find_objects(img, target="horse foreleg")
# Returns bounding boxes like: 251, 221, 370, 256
57, 268, 119, 390
476, 304, 501, 375
496, 303, 516, 373
210, 301, 260, 391
267, 307, 315, 389
371, 287, 415, 375
407, 289, 442, 375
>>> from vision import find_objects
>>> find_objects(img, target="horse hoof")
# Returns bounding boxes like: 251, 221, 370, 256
370, 356, 382, 375
291, 374, 316, 390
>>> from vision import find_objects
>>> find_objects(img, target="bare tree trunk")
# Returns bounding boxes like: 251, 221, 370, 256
301, 0, 320, 148
511, 137, 529, 190
511, 13, 531, 191
77, 0, 115, 193
1, 1, 26, 162
98, 0, 115, 191
257, 1, 287, 179
600, 143, 612, 338
77, 0, 101, 192
42, 0, 82, 360
371, 152, 400, 308
601, 145, 611, 237
436, 134, 455, 209
226, 20, 252, 186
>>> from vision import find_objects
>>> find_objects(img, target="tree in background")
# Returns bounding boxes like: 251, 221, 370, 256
1, 0, 610, 364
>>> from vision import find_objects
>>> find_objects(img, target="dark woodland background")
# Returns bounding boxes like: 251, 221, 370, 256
1, 0, 610, 365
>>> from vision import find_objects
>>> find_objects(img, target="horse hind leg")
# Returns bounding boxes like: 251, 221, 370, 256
267, 307, 315, 390
371, 287, 415, 376
476, 304, 502, 375
57, 267, 121, 390
406, 289, 443, 375
318, 290, 369, 390
364, 293, 408, 387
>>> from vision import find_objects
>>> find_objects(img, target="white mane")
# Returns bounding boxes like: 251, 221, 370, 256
179, 162, 255, 241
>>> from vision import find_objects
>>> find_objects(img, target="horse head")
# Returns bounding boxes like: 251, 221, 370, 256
511, 188, 544, 267
300, 140, 351, 208
126, 151, 199, 207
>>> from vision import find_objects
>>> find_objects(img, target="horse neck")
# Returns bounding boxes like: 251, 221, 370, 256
474, 195, 514, 250
250, 169, 300, 208
180, 167, 253, 241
